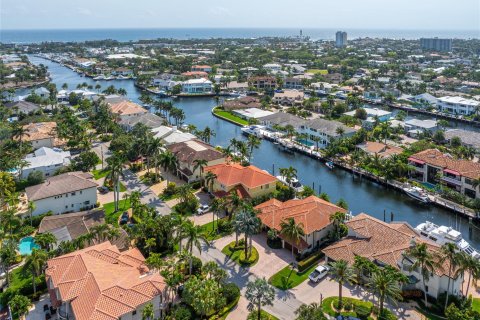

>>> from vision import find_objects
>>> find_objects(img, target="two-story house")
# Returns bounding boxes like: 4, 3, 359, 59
297, 118, 356, 149
205, 163, 277, 200
248, 76, 277, 90
437, 96, 479, 116
20, 122, 65, 150
46, 241, 167, 320
25, 172, 98, 216
21, 147, 71, 179
255, 196, 347, 254
272, 90, 305, 106
323, 213, 463, 300
181, 78, 213, 94
408, 149, 480, 199
167, 139, 225, 182
108, 100, 148, 122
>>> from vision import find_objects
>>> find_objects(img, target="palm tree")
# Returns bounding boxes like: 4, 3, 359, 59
204, 171, 217, 193
209, 197, 224, 234
329, 259, 354, 309
202, 126, 216, 144
193, 159, 208, 187
235, 210, 261, 259
106, 153, 125, 212
368, 268, 404, 316
407, 242, 442, 306
245, 277, 275, 320
181, 221, 209, 274
247, 135, 261, 162
158, 150, 177, 182
456, 252, 480, 296
142, 302, 154, 320
90, 224, 110, 243
294, 303, 326, 320
329, 211, 346, 240
279, 218, 305, 256
34, 232, 56, 251
130, 190, 142, 210
27, 201, 36, 226
23, 249, 48, 294
440, 243, 459, 310
279, 166, 298, 197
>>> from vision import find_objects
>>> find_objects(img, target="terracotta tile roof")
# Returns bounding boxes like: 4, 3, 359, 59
46, 242, 165, 320
166, 139, 225, 166
21, 122, 57, 142
205, 163, 277, 189
323, 213, 452, 277
108, 101, 147, 116
410, 149, 480, 179
357, 141, 403, 158
26, 172, 97, 201
255, 196, 346, 234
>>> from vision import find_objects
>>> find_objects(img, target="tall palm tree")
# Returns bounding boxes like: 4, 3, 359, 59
294, 303, 326, 320
204, 171, 217, 193
158, 150, 177, 182
407, 242, 442, 306
329, 259, 354, 309
235, 210, 260, 259
247, 135, 261, 162
209, 197, 224, 234
368, 268, 404, 316
23, 249, 48, 294
193, 159, 208, 187
279, 218, 305, 256
279, 166, 298, 197
440, 243, 459, 310
90, 224, 110, 243
27, 201, 36, 226
106, 153, 125, 212
329, 211, 346, 240
34, 232, 56, 251
455, 251, 480, 296
181, 221, 209, 274
130, 190, 142, 210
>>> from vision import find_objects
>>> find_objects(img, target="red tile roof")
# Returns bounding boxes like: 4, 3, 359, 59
255, 196, 346, 234
205, 163, 277, 189
410, 149, 480, 180
46, 242, 165, 320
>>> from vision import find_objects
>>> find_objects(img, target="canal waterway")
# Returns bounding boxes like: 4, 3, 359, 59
23, 56, 480, 248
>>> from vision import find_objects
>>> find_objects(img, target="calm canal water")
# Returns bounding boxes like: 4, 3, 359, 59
24, 56, 480, 247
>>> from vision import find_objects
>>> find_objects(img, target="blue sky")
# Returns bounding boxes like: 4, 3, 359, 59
1, 0, 479, 30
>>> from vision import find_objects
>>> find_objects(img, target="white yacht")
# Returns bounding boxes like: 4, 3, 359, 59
276, 175, 304, 193
415, 221, 480, 258
403, 186, 430, 203
93, 75, 106, 80
241, 125, 265, 137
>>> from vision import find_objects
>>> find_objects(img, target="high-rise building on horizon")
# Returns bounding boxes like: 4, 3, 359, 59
335, 31, 347, 47
420, 38, 452, 52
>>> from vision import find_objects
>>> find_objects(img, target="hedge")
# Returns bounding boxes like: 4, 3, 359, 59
297, 251, 324, 273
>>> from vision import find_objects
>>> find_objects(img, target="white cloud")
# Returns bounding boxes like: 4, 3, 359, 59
209, 6, 232, 16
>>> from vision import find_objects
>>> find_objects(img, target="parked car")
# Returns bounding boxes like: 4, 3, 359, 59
97, 186, 109, 194
308, 265, 330, 283
120, 211, 129, 225
196, 204, 209, 215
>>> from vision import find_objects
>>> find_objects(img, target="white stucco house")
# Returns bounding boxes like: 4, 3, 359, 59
21, 147, 71, 179
181, 78, 213, 94
25, 172, 98, 216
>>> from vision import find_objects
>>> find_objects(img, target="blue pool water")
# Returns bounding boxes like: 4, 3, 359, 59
422, 182, 438, 191
18, 237, 40, 255
296, 138, 315, 147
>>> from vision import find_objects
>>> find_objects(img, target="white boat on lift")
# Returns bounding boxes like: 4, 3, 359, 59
276, 175, 304, 193
93, 75, 106, 80
241, 125, 265, 137
415, 221, 480, 259
403, 186, 430, 203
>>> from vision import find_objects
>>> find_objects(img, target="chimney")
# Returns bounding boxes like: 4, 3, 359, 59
410, 236, 416, 248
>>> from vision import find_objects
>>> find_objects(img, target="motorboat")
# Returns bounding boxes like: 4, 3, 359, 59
104, 76, 115, 81
276, 175, 304, 193
241, 125, 265, 137
325, 161, 334, 170
415, 221, 480, 259
93, 75, 106, 80
403, 186, 430, 203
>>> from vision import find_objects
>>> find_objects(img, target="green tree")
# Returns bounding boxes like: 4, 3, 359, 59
193, 159, 208, 187
368, 268, 404, 315
245, 277, 275, 320
183, 276, 224, 318
71, 150, 100, 172
294, 303, 326, 320
407, 242, 442, 306
440, 243, 459, 311
9, 294, 31, 320
181, 221, 209, 274
329, 259, 354, 309
279, 218, 305, 256
105, 153, 125, 212
23, 248, 48, 294
247, 135, 261, 162
142, 302, 154, 320
235, 209, 261, 258
34, 232, 56, 251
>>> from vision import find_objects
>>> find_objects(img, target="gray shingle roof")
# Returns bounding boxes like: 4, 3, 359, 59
25, 171, 97, 201
257, 112, 306, 127
303, 118, 356, 137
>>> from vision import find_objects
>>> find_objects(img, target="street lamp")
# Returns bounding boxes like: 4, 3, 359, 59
320, 293, 323, 305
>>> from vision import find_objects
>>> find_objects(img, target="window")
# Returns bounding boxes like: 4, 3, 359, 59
84, 201, 90, 205
71, 192, 76, 196
65, 205, 68, 209
265, 184, 269, 189
132, 310, 137, 316
71, 204, 74, 208
80, 190, 82, 194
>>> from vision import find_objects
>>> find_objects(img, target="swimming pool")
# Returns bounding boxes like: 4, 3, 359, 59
296, 138, 314, 147
18, 236, 40, 255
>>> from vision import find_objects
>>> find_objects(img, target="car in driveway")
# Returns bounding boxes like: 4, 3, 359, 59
97, 186, 109, 194
196, 204, 209, 215
119, 211, 129, 225
308, 265, 330, 283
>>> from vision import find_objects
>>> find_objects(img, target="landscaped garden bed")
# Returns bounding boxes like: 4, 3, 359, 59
221, 240, 259, 267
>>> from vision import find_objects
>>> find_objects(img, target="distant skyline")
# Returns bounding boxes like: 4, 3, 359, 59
1, 0, 479, 31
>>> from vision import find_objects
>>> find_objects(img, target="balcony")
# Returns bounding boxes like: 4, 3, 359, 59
441, 176, 462, 186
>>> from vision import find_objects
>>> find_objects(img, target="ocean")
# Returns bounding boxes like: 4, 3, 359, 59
1, 28, 478, 44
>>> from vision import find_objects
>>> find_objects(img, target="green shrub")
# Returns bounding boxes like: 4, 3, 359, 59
190, 256, 203, 275
221, 283, 240, 304
297, 251, 324, 273
379, 309, 397, 320
239, 248, 259, 266
163, 182, 177, 196
171, 304, 193, 320
355, 304, 371, 320
344, 300, 353, 311
217, 219, 233, 234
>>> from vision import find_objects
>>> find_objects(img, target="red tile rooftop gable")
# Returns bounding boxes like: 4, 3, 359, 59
205, 163, 277, 189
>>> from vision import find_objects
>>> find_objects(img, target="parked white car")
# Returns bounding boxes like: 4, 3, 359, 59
308, 265, 330, 283
197, 204, 209, 215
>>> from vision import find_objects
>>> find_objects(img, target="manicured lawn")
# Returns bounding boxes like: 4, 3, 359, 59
221, 241, 259, 267
306, 69, 328, 75
247, 310, 279, 320
159, 193, 179, 201
213, 108, 248, 125
473, 298, 480, 312
198, 218, 231, 241
268, 263, 318, 290
92, 168, 109, 180
103, 199, 131, 225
